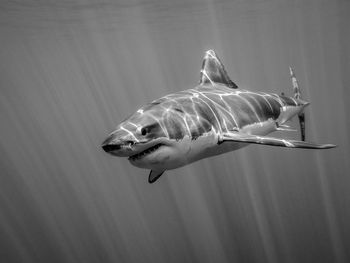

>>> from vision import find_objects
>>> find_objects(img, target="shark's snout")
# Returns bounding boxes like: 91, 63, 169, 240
101, 133, 116, 151
102, 143, 121, 153
101, 130, 136, 157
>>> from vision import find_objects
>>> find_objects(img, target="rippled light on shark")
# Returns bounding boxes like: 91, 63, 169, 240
102, 50, 336, 183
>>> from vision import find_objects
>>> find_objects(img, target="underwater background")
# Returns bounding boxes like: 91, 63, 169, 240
1, 0, 349, 262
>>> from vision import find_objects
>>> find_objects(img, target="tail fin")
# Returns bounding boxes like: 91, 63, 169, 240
290, 67, 301, 99
289, 67, 305, 141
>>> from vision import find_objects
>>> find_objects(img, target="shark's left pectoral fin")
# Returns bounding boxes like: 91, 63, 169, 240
148, 170, 165, 184
220, 133, 336, 149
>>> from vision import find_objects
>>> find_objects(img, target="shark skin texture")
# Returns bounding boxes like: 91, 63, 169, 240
102, 50, 336, 183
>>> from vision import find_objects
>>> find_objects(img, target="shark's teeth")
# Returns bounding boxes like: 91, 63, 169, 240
129, 144, 163, 161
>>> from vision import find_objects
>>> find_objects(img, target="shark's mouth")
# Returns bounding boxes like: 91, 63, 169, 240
128, 143, 163, 161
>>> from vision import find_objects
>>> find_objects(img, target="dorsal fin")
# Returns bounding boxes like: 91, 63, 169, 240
199, 50, 238, 89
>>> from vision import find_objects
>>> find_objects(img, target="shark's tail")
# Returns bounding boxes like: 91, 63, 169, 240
289, 67, 306, 141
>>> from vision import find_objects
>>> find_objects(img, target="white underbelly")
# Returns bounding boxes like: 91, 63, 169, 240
137, 118, 285, 171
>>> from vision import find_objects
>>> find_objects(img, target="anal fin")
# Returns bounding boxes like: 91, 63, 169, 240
277, 126, 297, 132
148, 170, 165, 184
276, 123, 297, 132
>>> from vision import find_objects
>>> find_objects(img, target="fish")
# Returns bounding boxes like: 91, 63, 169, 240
102, 50, 336, 183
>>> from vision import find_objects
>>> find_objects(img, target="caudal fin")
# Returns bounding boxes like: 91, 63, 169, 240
290, 67, 301, 99
289, 67, 306, 141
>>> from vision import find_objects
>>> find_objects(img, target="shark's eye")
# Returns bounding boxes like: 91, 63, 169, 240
137, 123, 159, 136
137, 126, 148, 136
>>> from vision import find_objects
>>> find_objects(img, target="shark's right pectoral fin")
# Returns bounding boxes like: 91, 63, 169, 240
148, 170, 165, 184
221, 133, 336, 149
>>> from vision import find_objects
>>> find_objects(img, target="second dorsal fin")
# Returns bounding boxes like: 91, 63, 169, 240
199, 50, 238, 89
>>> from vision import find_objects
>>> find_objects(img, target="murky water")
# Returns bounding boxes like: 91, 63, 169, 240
1, 1, 349, 262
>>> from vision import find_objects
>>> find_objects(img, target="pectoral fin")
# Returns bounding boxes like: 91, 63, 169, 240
220, 133, 336, 149
148, 170, 165, 184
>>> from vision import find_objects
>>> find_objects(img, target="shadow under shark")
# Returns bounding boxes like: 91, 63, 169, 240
102, 50, 336, 183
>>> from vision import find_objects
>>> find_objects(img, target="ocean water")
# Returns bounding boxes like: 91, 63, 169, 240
0, 1, 349, 262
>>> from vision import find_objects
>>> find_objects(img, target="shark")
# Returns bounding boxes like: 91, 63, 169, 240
102, 50, 336, 183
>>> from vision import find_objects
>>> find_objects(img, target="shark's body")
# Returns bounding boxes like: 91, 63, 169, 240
102, 50, 335, 183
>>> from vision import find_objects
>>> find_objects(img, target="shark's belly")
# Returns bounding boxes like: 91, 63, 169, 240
166, 118, 278, 170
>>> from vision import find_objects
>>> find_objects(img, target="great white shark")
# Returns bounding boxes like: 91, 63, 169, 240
102, 50, 335, 183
